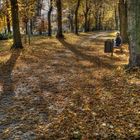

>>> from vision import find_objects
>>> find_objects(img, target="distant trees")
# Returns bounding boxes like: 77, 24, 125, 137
0, 0, 119, 37
19, 0, 36, 35
93, 0, 103, 30
0, 0, 11, 33
82, 0, 92, 32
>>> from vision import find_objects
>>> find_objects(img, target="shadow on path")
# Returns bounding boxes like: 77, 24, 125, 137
58, 38, 115, 69
0, 49, 21, 102
0, 49, 21, 134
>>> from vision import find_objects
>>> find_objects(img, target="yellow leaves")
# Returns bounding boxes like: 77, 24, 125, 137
68, 110, 77, 117
115, 128, 122, 134
18, 0, 37, 20
92, 112, 97, 116
2, 128, 11, 139
83, 104, 90, 111
3, 128, 10, 135
129, 79, 140, 86
117, 66, 122, 71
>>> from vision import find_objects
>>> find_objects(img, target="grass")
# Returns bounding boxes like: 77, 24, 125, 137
0, 39, 13, 52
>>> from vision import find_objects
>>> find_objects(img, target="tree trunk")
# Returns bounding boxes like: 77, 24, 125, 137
84, 0, 89, 32
10, 0, 23, 49
69, 12, 74, 33
127, 0, 140, 67
119, 0, 128, 43
6, 0, 11, 33
56, 0, 64, 38
98, 11, 102, 30
95, 15, 98, 30
48, 0, 53, 36
6, 14, 11, 34
25, 22, 28, 35
30, 19, 33, 35
84, 13, 88, 32
75, 0, 81, 35
114, 6, 119, 30
87, 13, 91, 31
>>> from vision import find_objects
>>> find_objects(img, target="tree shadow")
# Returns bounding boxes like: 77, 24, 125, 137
0, 50, 21, 135
58, 38, 115, 69
0, 49, 21, 98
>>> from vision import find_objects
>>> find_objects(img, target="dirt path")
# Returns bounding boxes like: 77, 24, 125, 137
0, 32, 140, 139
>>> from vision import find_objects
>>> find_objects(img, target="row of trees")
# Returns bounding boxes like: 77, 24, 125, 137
0, 0, 140, 67
0, 0, 118, 36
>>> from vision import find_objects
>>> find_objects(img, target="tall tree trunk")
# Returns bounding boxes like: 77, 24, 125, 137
119, 0, 128, 43
75, 0, 81, 35
56, 0, 64, 38
87, 12, 91, 31
30, 19, 33, 35
95, 15, 98, 30
6, 0, 11, 33
48, 0, 53, 36
114, 5, 119, 30
69, 12, 74, 33
127, 0, 140, 67
84, 13, 88, 32
98, 10, 102, 30
24, 21, 28, 44
84, 0, 89, 32
6, 14, 11, 33
10, 0, 23, 49
25, 22, 28, 35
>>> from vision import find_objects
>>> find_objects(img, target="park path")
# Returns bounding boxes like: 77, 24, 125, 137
0, 32, 139, 140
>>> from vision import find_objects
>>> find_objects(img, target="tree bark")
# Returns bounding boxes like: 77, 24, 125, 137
87, 12, 91, 31
98, 10, 102, 30
119, 0, 128, 43
6, 0, 11, 33
56, 0, 64, 38
25, 22, 28, 35
84, 0, 89, 32
94, 10, 99, 31
48, 0, 53, 36
75, 0, 81, 35
84, 13, 88, 32
114, 5, 119, 30
30, 19, 33, 35
6, 13, 11, 34
69, 12, 74, 33
127, 0, 140, 67
10, 0, 23, 49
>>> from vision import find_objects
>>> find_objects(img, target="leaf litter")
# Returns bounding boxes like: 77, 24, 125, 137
0, 32, 140, 139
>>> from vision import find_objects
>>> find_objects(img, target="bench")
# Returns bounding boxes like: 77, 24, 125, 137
104, 39, 123, 57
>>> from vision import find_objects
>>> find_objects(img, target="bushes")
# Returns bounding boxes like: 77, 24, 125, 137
0, 33, 13, 40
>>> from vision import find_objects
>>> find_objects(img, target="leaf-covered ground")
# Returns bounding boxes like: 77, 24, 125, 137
0, 32, 140, 140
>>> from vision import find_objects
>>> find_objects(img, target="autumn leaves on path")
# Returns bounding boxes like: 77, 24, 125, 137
0, 32, 140, 139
